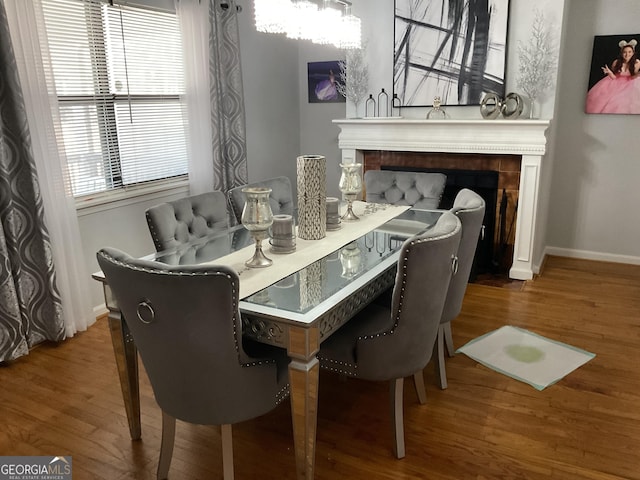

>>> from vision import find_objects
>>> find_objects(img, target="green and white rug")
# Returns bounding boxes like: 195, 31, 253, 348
456, 325, 595, 390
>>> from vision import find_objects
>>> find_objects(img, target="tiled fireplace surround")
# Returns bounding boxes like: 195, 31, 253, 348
333, 118, 551, 280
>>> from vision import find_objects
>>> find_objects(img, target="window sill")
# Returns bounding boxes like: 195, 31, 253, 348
75, 178, 190, 217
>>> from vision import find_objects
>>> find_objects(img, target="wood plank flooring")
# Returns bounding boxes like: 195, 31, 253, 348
1, 256, 639, 479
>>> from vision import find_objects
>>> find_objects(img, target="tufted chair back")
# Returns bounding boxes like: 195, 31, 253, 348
145, 191, 229, 252
364, 170, 446, 209
96, 247, 289, 479
228, 176, 294, 225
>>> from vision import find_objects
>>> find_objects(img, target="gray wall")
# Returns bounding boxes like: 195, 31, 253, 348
297, 42, 345, 198
546, 0, 640, 263
238, 8, 300, 185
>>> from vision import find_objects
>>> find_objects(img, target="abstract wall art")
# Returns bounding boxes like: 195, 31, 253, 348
393, 0, 510, 107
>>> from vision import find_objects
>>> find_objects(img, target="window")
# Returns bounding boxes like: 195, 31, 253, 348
41, 0, 188, 198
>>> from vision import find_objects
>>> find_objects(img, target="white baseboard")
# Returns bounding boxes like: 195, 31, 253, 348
543, 246, 640, 266
94, 304, 108, 318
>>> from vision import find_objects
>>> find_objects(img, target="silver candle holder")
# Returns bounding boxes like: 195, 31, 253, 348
241, 187, 274, 268
339, 162, 362, 221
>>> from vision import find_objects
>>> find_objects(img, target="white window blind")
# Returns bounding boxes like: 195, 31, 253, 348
41, 0, 188, 198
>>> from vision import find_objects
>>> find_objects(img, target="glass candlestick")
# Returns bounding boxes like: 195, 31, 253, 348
241, 187, 274, 268
377, 88, 389, 117
338, 162, 362, 221
392, 93, 402, 116
365, 94, 376, 117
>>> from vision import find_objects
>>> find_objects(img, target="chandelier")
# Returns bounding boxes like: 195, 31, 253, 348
254, 0, 361, 49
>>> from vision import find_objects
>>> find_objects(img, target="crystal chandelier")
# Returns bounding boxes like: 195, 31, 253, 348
254, 0, 361, 49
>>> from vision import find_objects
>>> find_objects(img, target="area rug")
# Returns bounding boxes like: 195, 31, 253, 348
456, 325, 595, 390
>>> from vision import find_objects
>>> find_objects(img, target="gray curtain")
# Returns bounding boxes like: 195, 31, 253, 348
209, 0, 248, 193
0, 1, 64, 362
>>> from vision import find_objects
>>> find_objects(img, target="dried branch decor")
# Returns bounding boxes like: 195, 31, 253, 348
336, 43, 369, 115
517, 9, 558, 103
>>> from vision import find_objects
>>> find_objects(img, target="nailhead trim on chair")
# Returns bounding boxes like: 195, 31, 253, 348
318, 220, 461, 376
357, 226, 460, 341
275, 384, 290, 405
145, 211, 163, 251
318, 357, 359, 376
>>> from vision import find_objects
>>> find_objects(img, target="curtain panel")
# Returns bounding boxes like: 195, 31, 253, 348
0, 0, 65, 362
177, 0, 248, 195
209, 0, 248, 193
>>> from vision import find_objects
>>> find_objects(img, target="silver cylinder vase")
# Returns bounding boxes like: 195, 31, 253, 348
296, 154, 326, 240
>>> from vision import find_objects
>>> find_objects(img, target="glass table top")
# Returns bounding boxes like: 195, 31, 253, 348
147, 208, 443, 321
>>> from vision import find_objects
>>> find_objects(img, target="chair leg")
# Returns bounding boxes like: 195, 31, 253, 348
221, 424, 234, 480
157, 411, 176, 480
412, 371, 427, 405
435, 325, 448, 390
443, 322, 455, 357
390, 378, 406, 459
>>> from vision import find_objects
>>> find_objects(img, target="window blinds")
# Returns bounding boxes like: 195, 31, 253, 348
41, 0, 188, 197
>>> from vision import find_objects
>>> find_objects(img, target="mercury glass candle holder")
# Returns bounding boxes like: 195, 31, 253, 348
241, 187, 274, 268
338, 162, 362, 221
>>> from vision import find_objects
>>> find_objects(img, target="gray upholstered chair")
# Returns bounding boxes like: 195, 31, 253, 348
145, 191, 229, 252
431, 188, 486, 389
364, 170, 447, 209
317, 211, 461, 459
228, 176, 294, 225
96, 248, 289, 480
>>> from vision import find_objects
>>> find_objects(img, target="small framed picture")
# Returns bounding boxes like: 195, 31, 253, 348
307, 61, 345, 104
585, 34, 640, 114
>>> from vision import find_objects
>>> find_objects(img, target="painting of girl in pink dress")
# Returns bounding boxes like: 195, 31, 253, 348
586, 35, 640, 114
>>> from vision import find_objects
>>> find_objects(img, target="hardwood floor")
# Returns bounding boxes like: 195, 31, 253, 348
1, 256, 639, 479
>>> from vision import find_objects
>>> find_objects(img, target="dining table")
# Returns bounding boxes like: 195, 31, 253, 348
93, 201, 443, 480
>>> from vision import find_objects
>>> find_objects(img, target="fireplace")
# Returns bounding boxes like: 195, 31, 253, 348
383, 164, 501, 277
333, 118, 551, 280
367, 151, 517, 277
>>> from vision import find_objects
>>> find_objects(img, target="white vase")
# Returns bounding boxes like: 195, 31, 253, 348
528, 97, 540, 119
296, 155, 326, 240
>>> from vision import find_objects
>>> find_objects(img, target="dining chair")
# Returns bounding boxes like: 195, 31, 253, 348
317, 211, 462, 459
431, 188, 486, 389
96, 247, 290, 480
228, 176, 294, 225
364, 170, 447, 209
145, 191, 229, 252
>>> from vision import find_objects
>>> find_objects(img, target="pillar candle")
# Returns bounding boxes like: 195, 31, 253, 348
326, 197, 340, 216
271, 214, 294, 238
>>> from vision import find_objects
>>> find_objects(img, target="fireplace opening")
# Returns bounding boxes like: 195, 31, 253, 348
382, 166, 501, 280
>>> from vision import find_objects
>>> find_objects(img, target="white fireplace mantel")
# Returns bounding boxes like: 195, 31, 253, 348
332, 118, 551, 280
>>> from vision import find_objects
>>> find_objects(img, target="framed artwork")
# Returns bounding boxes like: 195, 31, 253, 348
307, 61, 345, 104
585, 34, 640, 115
393, 0, 510, 107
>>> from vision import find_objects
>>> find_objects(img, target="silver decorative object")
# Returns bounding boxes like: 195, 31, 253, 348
501, 92, 524, 119
517, 9, 558, 119
297, 155, 327, 240
480, 93, 503, 119
241, 187, 274, 268
337, 43, 369, 118
339, 162, 362, 221
426, 96, 448, 119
